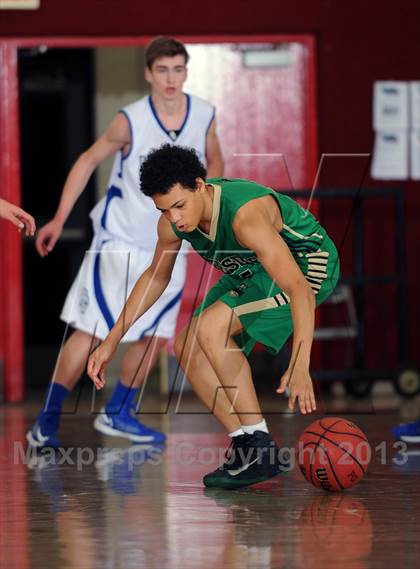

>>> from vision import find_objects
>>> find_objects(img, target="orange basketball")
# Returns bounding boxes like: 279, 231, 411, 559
297, 417, 371, 492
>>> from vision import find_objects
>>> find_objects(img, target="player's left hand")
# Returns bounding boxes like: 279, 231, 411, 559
0, 198, 36, 236
87, 341, 116, 390
277, 366, 316, 414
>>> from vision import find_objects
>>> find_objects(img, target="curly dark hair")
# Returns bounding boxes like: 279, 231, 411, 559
140, 144, 207, 197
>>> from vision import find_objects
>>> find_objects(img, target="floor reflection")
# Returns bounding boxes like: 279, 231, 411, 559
1, 401, 420, 568
296, 494, 372, 569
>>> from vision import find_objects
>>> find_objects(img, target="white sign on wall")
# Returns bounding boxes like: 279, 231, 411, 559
371, 131, 409, 180
410, 82, 420, 130
373, 81, 409, 131
0, 0, 39, 8
371, 80, 420, 180
411, 130, 420, 180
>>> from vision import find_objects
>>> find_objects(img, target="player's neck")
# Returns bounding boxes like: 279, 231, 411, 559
151, 92, 186, 117
197, 185, 214, 233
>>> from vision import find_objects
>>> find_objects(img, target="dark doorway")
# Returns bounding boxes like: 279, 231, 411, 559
19, 48, 95, 387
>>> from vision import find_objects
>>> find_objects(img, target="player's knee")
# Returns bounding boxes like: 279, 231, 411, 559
197, 302, 238, 345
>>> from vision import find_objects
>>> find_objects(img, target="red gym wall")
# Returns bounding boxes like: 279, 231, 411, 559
1, 0, 420, 391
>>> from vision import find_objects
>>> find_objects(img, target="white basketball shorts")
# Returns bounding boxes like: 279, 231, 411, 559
60, 233, 186, 342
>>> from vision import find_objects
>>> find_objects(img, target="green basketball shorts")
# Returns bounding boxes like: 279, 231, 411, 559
193, 244, 340, 355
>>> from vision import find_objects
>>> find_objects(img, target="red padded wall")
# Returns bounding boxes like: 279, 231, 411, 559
1, 0, 419, 371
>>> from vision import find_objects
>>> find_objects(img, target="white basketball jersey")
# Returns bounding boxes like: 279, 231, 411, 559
90, 94, 215, 248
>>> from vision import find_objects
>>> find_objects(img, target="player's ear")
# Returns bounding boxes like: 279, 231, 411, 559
144, 66, 152, 84
195, 178, 205, 193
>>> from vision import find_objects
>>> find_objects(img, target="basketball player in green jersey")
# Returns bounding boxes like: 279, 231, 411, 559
88, 144, 340, 489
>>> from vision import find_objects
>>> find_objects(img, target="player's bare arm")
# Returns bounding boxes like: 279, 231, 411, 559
36, 112, 131, 257
87, 215, 181, 389
232, 197, 317, 415
205, 118, 224, 177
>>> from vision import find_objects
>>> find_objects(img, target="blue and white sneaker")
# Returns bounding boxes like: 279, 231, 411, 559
392, 421, 420, 443
93, 408, 166, 444
26, 422, 61, 449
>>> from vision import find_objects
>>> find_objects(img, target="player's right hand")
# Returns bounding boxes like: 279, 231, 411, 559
87, 341, 116, 390
0, 198, 36, 236
277, 366, 317, 415
35, 218, 63, 257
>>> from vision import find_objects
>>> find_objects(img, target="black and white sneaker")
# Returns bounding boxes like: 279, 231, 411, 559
203, 431, 289, 489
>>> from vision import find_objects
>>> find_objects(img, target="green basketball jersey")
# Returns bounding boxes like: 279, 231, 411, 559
172, 178, 336, 279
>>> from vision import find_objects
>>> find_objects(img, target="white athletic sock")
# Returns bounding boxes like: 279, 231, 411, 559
242, 419, 268, 435
228, 428, 245, 438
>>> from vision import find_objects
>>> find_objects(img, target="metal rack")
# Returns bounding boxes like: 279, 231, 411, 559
284, 188, 419, 397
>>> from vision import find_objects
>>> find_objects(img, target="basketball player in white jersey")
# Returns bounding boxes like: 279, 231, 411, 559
27, 37, 224, 448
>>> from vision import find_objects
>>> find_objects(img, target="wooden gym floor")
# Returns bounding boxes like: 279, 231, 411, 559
1, 388, 419, 569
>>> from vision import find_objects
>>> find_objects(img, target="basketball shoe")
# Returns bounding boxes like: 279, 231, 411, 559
203, 431, 290, 489
94, 407, 166, 444
26, 422, 61, 449
392, 420, 420, 443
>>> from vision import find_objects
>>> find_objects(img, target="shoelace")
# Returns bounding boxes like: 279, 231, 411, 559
224, 440, 234, 462
221, 434, 251, 469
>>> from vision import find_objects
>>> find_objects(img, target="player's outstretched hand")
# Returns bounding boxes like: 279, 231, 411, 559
88, 341, 116, 390
35, 218, 63, 257
0, 198, 36, 236
277, 366, 316, 415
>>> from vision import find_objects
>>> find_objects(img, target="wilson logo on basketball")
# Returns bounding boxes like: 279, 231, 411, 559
315, 467, 334, 492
